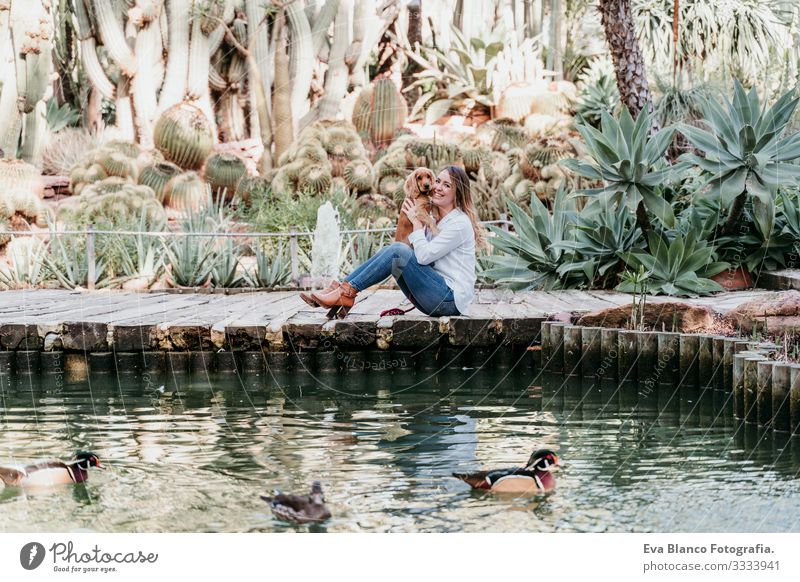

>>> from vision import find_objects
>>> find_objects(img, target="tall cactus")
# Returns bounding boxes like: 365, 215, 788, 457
271, 14, 293, 163
352, 78, 408, 149
0, 0, 53, 163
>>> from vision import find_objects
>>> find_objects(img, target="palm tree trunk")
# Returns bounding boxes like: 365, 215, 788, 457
597, 0, 656, 120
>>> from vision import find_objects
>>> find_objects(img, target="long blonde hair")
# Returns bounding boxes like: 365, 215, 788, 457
442, 165, 487, 249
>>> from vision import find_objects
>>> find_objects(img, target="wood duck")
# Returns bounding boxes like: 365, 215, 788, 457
453, 449, 561, 494
0, 451, 105, 488
260, 481, 332, 524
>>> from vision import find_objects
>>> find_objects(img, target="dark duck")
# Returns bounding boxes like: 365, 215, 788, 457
453, 449, 561, 494
0, 451, 105, 488
261, 481, 331, 524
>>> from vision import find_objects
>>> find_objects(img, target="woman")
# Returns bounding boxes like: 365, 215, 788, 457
303, 165, 485, 319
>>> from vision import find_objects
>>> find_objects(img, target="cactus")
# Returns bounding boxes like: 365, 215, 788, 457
378, 174, 405, 203
0, 189, 50, 229
138, 161, 182, 203
297, 164, 333, 195
461, 147, 489, 175
480, 152, 513, 183
61, 178, 165, 227
99, 151, 140, 180
42, 129, 98, 176
343, 158, 373, 193
0, 159, 44, 198
204, 152, 247, 200
352, 79, 408, 148
163, 171, 210, 212
153, 101, 215, 171
272, 15, 294, 163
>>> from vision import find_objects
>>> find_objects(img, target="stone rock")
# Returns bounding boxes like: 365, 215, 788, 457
576, 302, 714, 333
724, 290, 800, 334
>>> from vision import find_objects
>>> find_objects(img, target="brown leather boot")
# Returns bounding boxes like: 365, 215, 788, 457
310, 281, 358, 319
299, 280, 339, 308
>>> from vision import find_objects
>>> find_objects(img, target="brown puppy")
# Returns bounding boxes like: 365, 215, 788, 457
394, 168, 439, 244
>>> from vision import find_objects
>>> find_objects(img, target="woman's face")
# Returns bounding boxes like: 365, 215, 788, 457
432, 170, 456, 210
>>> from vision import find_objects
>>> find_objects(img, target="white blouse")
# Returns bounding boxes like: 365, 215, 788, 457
407, 208, 476, 315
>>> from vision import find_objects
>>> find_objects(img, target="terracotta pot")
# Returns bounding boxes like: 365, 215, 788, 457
711, 267, 753, 290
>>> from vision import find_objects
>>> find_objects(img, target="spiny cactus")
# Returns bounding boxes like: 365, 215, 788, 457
153, 101, 215, 171
204, 152, 247, 200
378, 174, 405, 204
352, 79, 408, 149
297, 164, 333, 195
0, 159, 44, 198
61, 178, 165, 227
68, 141, 156, 196
0, 189, 50, 229
343, 159, 373, 193
138, 161, 183, 203
480, 151, 513, 183
163, 171, 211, 212
42, 129, 98, 176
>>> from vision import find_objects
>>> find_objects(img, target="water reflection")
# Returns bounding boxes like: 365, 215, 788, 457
0, 365, 799, 533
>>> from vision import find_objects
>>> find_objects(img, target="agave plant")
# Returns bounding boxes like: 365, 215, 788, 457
0, 237, 49, 289
244, 241, 292, 288
105, 210, 165, 288
561, 107, 678, 231
552, 200, 644, 288
211, 238, 245, 288
617, 228, 729, 296
340, 230, 390, 276
481, 188, 585, 290
162, 212, 216, 288
575, 73, 620, 128
44, 233, 107, 290
678, 82, 800, 235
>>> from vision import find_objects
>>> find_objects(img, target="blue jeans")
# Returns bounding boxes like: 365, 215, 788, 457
344, 242, 460, 316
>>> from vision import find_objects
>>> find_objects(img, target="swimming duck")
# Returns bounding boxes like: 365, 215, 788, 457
0, 451, 105, 488
260, 481, 331, 524
453, 449, 561, 494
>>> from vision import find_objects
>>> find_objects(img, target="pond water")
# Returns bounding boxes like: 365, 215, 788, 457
1, 360, 799, 533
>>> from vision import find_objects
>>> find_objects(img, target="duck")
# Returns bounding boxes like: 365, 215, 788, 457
453, 448, 561, 494
260, 481, 331, 524
0, 451, 105, 488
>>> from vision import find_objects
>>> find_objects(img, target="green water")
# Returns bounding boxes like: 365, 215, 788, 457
1, 361, 799, 533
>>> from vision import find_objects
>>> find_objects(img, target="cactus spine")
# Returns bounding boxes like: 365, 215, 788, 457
138, 161, 182, 203
164, 171, 210, 212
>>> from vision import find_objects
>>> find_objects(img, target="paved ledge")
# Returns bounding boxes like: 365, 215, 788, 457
0, 288, 779, 352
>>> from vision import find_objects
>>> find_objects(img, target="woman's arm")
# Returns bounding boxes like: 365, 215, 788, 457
407, 219, 470, 265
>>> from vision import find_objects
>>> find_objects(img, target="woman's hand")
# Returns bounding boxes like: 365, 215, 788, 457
401, 198, 423, 230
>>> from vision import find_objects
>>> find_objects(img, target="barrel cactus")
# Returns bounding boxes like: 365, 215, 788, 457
352, 79, 408, 148
204, 153, 247, 200
343, 159, 373, 193
0, 159, 44, 198
62, 179, 165, 227
153, 102, 215, 171
138, 162, 183, 203
164, 172, 211, 212
297, 164, 333, 195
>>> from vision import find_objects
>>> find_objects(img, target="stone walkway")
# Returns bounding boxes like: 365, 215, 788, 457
0, 288, 778, 352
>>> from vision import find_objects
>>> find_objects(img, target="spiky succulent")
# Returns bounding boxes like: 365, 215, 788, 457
138, 162, 183, 203
678, 81, 800, 235
343, 159, 373, 193
297, 164, 333, 195
204, 153, 247, 200
153, 101, 215, 170
42, 129, 98, 176
561, 108, 678, 227
164, 172, 211, 212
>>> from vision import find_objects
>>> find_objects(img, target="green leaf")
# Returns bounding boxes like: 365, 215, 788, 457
425, 99, 453, 125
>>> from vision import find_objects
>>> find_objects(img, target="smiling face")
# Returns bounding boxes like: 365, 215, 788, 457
432, 169, 456, 211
